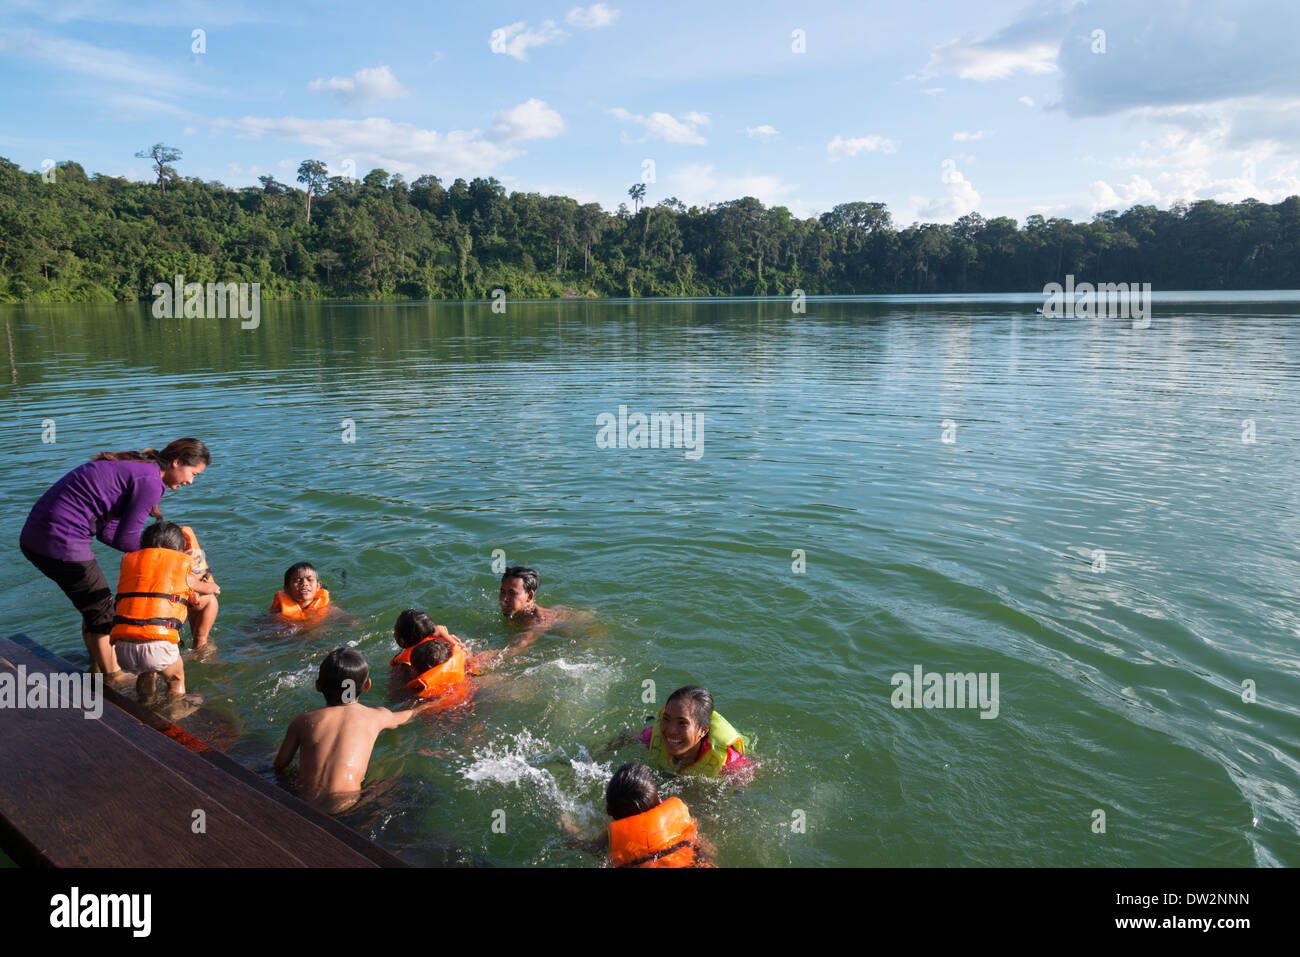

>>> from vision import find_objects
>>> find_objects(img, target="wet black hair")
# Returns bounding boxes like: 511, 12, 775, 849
140, 520, 187, 552
410, 638, 453, 673
606, 763, 660, 820
394, 609, 436, 648
284, 562, 318, 590
666, 686, 713, 731
502, 566, 539, 596
318, 648, 368, 706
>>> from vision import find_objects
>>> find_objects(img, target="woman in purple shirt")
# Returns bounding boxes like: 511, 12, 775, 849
20, 438, 211, 677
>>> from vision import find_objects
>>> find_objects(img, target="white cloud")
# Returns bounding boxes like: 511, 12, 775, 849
922, 88, 946, 96
7, 29, 209, 94
912, 171, 981, 222
922, 37, 1058, 81
608, 107, 709, 145
953, 130, 987, 141
490, 98, 565, 142
216, 115, 523, 181
489, 20, 566, 60
1089, 164, 1300, 213
308, 65, 409, 106
566, 4, 619, 28
827, 134, 898, 161
664, 162, 799, 208
746, 125, 779, 137
183, 125, 197, 135
1018, 95, 1035, 106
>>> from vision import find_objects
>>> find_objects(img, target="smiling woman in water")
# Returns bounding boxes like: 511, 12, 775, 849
19, 438, 211, 677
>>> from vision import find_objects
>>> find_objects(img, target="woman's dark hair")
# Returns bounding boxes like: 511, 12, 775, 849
283, 562, 318, 590
666, 686, 713, 730
503, 566, 539, 595
94, 438, 211, 468
139, 520, 187, 552
394, 609, 437, 648
606, 763, 660, 820
410, 638, 453, 673
318, 648, 368, 706
94, 439, 210, 519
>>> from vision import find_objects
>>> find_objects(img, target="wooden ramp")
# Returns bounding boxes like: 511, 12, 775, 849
0, 633, 404, 867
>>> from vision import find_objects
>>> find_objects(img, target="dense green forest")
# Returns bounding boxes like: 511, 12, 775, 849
2, 155, 1299, 303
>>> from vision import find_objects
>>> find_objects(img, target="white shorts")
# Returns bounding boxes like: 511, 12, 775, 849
114, 639, 180, 674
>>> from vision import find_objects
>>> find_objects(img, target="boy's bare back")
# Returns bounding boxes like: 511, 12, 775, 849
274, 701, 419, 809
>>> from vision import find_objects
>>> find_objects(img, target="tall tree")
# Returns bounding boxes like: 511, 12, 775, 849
628, 182, 647, 214
297, 160, 328, 224
134, 143, 182, 196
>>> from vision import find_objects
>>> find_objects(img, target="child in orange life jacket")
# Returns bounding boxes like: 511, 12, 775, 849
179, 524, 218, 646
404, 635, 474, 710
110, 520, 220, 698
567, 762, 712, 867
270, 562, 332, 620
390, 608, 451, 667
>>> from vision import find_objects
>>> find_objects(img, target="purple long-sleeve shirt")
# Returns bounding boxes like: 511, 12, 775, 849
21, 460, 165, 562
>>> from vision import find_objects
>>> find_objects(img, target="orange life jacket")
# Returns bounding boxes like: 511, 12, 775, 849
391, 635, 436, 668
270, 588, 331, 619
406, 637, 469, 699
110, 548, 193, 644
180, 525, 211, 579
607, 797, 702, 868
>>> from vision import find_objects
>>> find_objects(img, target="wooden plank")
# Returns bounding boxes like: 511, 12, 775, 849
0, 634, 403, 868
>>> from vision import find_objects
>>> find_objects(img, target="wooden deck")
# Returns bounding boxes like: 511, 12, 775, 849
0, 633, 404, 867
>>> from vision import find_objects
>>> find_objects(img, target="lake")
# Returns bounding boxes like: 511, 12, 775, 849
2, 292, 1297, 866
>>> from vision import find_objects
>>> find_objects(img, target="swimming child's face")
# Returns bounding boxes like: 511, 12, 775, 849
288, 569, 320, 606
660, 700, 708, 758
499, 576, 534, 618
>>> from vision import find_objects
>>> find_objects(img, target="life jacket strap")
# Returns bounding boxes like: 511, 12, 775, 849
117, 591, 185, 603
615, 839, 697, 868
112, 615, 184, 630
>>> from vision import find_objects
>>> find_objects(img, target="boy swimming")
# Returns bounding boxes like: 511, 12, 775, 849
498, 565, 571, 659
109, 520, 220, 699
270, 562, 332, 619
274, 648, 432, 813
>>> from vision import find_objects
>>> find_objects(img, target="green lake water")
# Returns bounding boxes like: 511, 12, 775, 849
2, 293, 1298, 866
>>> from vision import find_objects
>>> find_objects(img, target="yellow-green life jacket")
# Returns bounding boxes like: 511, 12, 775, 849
647, 708, 747, 776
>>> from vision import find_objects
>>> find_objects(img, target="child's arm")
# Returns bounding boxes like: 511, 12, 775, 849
187, 572, 220, 596
377, 700, 436, 730
272, 715, 302, 771
596, 727, 641, 756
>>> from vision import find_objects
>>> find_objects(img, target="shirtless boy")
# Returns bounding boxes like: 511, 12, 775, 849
498, 565, 570, 658
274, 648, 431, 812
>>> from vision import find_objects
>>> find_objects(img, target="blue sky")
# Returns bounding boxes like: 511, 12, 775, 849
2, 0, 1298, 224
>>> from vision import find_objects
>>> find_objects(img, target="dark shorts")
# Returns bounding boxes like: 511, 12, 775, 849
20, 541, 116, 635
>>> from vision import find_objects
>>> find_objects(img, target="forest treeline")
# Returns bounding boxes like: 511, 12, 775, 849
2, 155, 1299, 303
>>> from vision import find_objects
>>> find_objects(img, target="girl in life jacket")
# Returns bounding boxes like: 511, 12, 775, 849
110, 520, 220, 698
641, 685, 752, 777
270, 561, 332, 620
564, 762, 714, 867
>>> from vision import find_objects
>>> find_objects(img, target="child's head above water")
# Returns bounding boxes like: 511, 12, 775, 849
661, 685, 713, 758
284, 562, 320, 606
316, 647, 369, 705
606, 763, 660, 820
409, 637, 452, 674
499, 565, 540, 617
394, 608, 437, 649
140, 519, 188, 552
